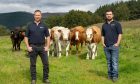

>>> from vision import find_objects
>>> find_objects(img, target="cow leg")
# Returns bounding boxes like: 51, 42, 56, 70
14, 42, 16, 50
66, 41, 70, 57
76, 43, 79, 55
11, 40, 14, 51
53, 42, 57, 57
86, 45, 90, 59
12, 42, 15, 51
16, 43, 17, 51
80, 42, 83, 52
58, 41, 61, 58
86, 53, 89, 59
91, 43, 96, 60
51, 42, 54, 56
17, 40, 21, 51
15, 40, 19, 51
95, 46, 97, 57
19, 41, 21, 50
47, 43, 51, 57
12, 44, 14, 51
17, 42, 19, 50
69, 43, 72, 54
12, 40, 16, 51
55, 41, 59, 57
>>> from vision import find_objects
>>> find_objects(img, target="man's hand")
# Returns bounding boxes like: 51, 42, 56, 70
114, 43, 119, 47
102, 43, 106, 47
27, 46, 33, 52
44, 46, 49, 51
102, 36, 106, 47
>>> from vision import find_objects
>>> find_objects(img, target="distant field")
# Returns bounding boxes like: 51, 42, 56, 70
0, 20, 140, 84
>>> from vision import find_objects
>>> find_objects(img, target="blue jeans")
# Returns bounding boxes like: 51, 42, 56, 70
104, 45, 119, 78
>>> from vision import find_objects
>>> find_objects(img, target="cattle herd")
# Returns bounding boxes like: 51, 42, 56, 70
10, 25, 101, 60
48, 25, 101, 60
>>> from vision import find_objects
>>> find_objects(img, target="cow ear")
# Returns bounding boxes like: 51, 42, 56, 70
92, 28, 96, 34
11, 31, 14, 34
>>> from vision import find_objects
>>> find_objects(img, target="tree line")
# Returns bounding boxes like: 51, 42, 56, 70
45, 0, 140, 28
0, 0, 140, 35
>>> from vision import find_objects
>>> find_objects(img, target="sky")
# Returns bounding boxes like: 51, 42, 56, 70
0, 0, 129, 13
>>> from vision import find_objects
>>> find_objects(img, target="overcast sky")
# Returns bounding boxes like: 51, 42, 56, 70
0, 0, 129, 13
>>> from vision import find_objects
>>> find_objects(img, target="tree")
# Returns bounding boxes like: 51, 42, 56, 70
44, 16, 64, 28
63, 10, 94, 28
114, 2, 130, 21
0, 25, 10, 36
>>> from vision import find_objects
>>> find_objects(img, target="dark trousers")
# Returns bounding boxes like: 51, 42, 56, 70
29, 44, 49, 80
104, 45, 119, 78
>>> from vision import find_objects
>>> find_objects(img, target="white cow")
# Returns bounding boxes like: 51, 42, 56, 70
60, 28, 70, 56
50, 26, 70, 57
85, 26, 101, 60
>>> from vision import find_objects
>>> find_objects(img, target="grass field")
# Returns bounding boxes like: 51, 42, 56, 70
0, 20, 140, 84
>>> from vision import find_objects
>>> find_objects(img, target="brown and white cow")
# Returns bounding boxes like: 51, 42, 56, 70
60, 28, 70, 56
85, 26, 101, 59
50, 26, 70, 57
69, 26, 86, 55
47, 29, 53, 57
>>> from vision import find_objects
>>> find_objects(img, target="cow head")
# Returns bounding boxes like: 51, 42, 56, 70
51, 29, 62, 41
61, 29, 70, 41
86, 28, 94, 42
11, 30, 19, 39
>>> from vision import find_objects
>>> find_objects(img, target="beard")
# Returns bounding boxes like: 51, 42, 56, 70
34, 19, 41, 23
106, 17, 113, 21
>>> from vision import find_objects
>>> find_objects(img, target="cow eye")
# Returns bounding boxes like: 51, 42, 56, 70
90, 34, 92, 36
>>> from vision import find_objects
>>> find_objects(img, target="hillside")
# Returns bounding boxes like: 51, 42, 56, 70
0, 12, 66, 29
0, 12, 33, 29
42, 12, 66, 18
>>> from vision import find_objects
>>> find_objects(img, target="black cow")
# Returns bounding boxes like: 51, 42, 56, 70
10, 29, 25, 51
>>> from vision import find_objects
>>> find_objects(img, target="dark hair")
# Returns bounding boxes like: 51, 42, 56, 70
105, 9, 114, 14
34, 10, 42, 13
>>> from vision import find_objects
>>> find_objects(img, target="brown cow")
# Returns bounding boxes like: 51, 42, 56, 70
69, 26, 86, 55
85, 26, 101, 59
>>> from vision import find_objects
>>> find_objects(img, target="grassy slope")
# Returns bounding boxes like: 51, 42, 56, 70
0, 20, 140, 84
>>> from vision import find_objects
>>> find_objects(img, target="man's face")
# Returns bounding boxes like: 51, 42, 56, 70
106, 11, 114, 21
34, 12, 42, 22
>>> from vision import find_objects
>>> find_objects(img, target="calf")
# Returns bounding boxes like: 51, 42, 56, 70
85, 26, 101, 59
69, 26, 86, 55
10, 29, 25, 51
50, 26, 66, 57
59, 28, 70, 56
